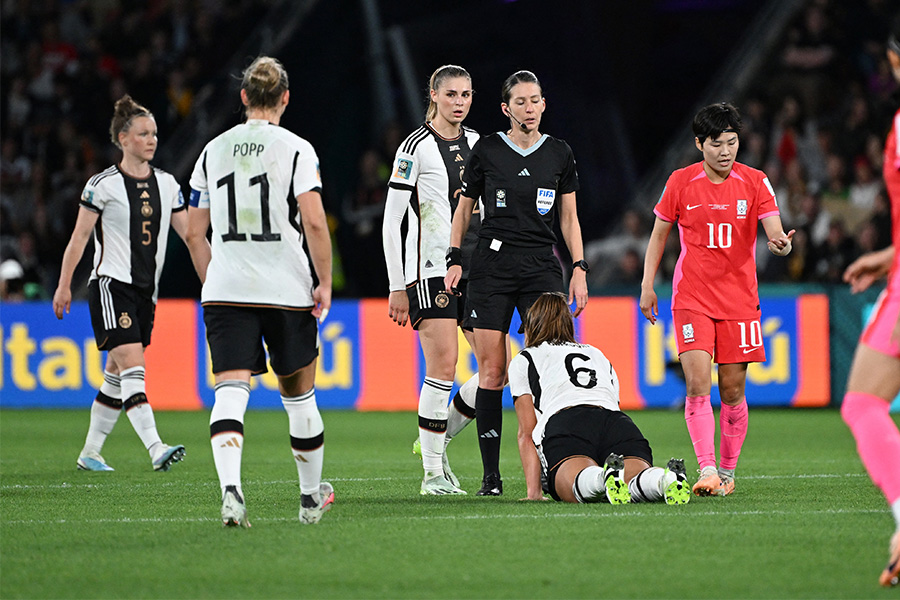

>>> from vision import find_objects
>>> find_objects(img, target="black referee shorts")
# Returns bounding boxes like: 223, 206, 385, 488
464, 241, 564, 333
541, 405, 653, 502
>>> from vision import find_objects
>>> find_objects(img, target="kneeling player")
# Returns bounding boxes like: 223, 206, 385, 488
509, 292, 691, 505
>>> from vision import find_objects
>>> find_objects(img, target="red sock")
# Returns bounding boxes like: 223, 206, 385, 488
841, 392, 900, 504
720, 398, 748, 471
685, 395, 716, 470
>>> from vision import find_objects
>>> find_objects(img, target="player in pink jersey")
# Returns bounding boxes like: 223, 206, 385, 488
840, 22, 900, 588
640, 102, 794, 497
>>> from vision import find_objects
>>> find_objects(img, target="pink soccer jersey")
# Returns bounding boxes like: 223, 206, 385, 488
654, 161, 780, 320
882, 108, 900, 290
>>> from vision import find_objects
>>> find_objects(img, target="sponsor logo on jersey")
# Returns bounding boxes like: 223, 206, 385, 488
496, 189, 507, 208
449, 144, 460, 151
424, 260, 433, 268
140, 190, 150, 199
518, 168, 531, 176
682, 323, 694, 343
136, 182, 150, 189
536, 188, 555, 215
435, 292, 449, 308
118, 312, 133, 329
141, 201, 153, 217
736, 199, 748, 218
395, 159, 412, 180
710, 204, 729, 210
176, 189, 185, 208
686, 204, 701, 210
454, 154, 464, 162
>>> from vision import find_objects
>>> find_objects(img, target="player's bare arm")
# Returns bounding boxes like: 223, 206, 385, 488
844, 246, 895, 294
444, 193, 475, 292
761, 215, 794, 257
559, 191, 587, 317
514, 393, 546, 501
640, 217, 672, 324
184, 206, 212, 284
298, 189, 332, 320
53, 206, 99, 319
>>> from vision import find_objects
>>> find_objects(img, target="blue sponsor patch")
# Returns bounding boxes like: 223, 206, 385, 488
395, 159, 413, 180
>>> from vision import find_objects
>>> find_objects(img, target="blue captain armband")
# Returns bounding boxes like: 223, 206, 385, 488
189, 188, 208, 208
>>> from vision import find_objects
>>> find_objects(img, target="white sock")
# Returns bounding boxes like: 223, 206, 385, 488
120, 366, 162, 453
628, 467, 666, 503
82, 372, 122, 455
419, 377, 451, 474
892, 498, 900, 530
283, 389, 325, 497
446, 373, 478, 444
210, 380, 250, 494
572, 466, 607, 503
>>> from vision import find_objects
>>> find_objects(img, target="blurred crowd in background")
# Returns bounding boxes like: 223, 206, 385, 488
1, 0, 897, 302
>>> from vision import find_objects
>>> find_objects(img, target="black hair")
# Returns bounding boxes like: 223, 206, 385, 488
501, 70, 541, 104
692, 102, 743, 145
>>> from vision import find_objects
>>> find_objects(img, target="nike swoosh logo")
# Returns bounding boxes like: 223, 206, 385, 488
743, 347, 760, 354
686, 204, 701, 210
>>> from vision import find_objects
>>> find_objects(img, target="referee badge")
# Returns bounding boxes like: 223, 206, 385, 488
118, 312, 133, 329
536, 188, 555, 215
496, 189, 506, 208
141, 201, 153, 217
435, 292, 450, 308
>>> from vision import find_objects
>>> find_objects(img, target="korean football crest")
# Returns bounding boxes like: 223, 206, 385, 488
682, 323, 694, 343
736, 199, 747, 217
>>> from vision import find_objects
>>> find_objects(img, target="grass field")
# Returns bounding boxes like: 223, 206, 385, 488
0, 407, 896, 599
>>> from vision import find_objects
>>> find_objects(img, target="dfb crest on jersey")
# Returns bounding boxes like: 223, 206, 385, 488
736, 199, 747, 217
395, 159, 412, 180
536, 188, 555, 215
141, 201, 153, 217
496, 188, 507, 208
435, 292, 449, 308
118, 312, 133, 329
682, 323, 694, 343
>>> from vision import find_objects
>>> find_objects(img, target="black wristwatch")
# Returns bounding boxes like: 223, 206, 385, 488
572, 259, 590, 273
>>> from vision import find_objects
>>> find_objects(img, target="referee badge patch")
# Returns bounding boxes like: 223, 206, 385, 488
395, 159, 413, 180
496, 189, 507, 208
435, 292, 450, 308
118, 312, 133, 329
536, 188, 555, 215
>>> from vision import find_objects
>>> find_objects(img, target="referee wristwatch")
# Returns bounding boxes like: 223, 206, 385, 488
572, 259, 590, 273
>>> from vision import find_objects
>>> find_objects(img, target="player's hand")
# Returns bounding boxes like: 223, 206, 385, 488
443, 265, 462, 295
843, 249, 892, 294
569, 268, 588, 317
767, 229, 795, 256
52, 286, 71, 320
639, 286, 658, 324
388, 290, 409, 327
312, 284, 332, 323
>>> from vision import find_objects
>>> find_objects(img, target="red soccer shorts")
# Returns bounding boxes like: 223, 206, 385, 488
673, 309, 766, 364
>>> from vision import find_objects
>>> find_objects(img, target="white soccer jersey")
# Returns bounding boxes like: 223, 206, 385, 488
508, 341, 620, 446
80, 164, 185, 302
189, 120, 322, 308
383, 123, 480, 290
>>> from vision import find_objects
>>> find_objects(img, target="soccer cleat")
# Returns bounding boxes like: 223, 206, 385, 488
476, 472, 503, 496
662, 458, 691, 505
716, 472, 735, 496
880, 531, 900, 587
602, 453, 631, 504
412, 437, 460, 488
692, 466, 722, 496
299, 482, 335, 524
152, 444, 185, 471
221, 485, 250, 528
420, 472, 467, 495
76, 452, 114, 472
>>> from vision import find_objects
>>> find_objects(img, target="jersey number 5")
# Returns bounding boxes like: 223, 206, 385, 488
218, 172, 281, 242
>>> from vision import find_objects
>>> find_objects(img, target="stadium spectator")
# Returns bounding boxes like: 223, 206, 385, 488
53, 94, 189, 474
445, 70, 588, 496
840, 19, 900, 588
382, 65, 481, 496
584, 208, 648, 287
640, 102, 794, 497
186, 56, 334, 527
510, 292, 691, 505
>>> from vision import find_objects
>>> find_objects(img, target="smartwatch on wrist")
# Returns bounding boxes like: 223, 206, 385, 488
572, 259, 590, 273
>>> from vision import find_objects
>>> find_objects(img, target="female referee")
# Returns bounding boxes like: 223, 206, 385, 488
53, 94, 195, 473
382, 65, 481, 496
444, 70, 589, 496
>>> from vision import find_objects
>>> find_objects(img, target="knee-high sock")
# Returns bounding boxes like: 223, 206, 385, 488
446, 373, 478, 443
210, 380, 250, 494
842, 391, 900, 505
720, 398, 749, 471
685, 395, 716, 470
628, 467, 666, 503
572, 466, 607, 503
121, 366, 161, 453
283, 389, 325, 497
418, 377, 451, 474
82, 371, 122, 455
475, 387, 503, 477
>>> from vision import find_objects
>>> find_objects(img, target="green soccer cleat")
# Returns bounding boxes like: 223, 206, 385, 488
662, 458, 691, 505
602, 453, 631, 505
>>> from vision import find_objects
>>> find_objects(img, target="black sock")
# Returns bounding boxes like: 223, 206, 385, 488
475, 387, 503, 477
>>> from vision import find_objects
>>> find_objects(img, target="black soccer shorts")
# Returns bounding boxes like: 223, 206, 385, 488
88, 277, 155, 350
405, 276, 466, 330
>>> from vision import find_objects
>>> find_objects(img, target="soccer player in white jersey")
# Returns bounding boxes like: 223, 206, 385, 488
54, 95, 196, 473
185, 56, 333, 527
382, 65, 485, 495
509, 293, 691, 505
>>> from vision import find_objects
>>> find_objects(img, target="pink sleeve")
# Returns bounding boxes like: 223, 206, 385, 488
893, 112, 900, 170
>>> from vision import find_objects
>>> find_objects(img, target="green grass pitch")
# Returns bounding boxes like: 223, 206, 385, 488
1, 407, 896, 599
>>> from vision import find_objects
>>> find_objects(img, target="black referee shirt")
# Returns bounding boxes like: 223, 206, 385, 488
461, 132, 579, 248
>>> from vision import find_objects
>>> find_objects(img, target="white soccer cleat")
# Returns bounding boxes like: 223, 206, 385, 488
221, 485, 250, 528
662, 458, 691, 505
420, 472, 467, 495
151, 444, 185, 471
413, 437, 460, 488
299, 482, 335, 524
76, 452, 114, 472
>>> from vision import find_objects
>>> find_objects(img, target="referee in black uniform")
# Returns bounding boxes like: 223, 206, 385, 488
444, 70, 589, 495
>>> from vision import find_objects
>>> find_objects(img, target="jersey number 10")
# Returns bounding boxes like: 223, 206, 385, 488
217, 172, 281, 242
706, 222, 733, 249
